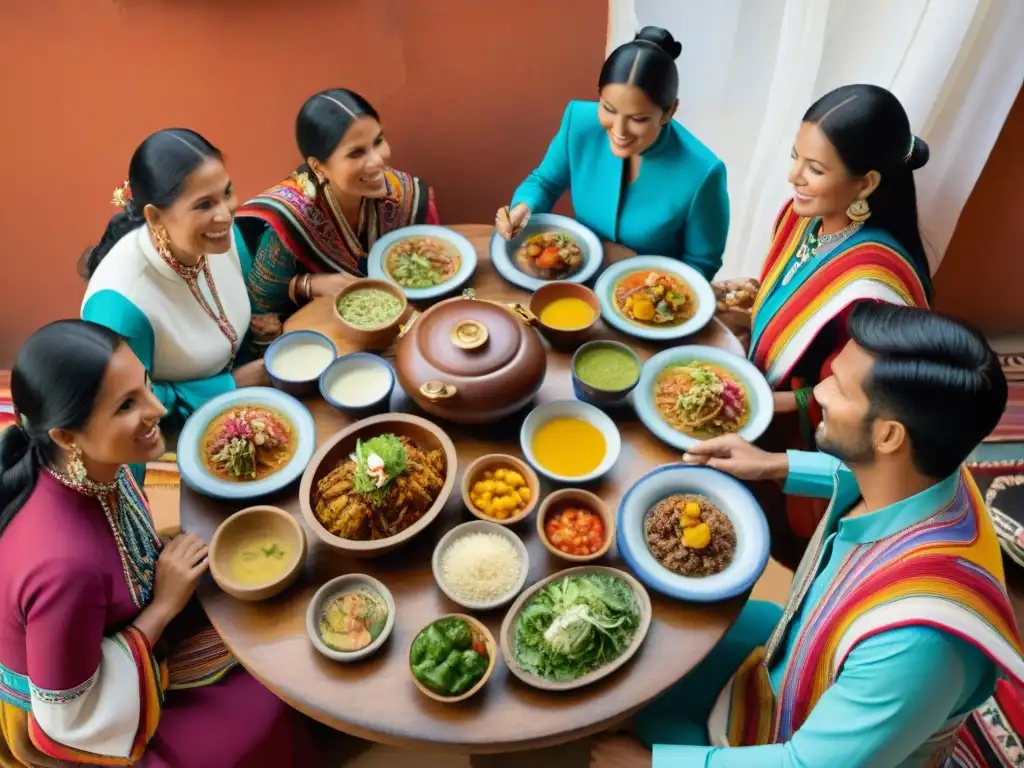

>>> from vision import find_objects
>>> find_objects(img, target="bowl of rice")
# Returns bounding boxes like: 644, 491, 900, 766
431, 520, 529, 611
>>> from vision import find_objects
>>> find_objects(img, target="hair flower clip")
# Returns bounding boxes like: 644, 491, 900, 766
111, 180, 132, 209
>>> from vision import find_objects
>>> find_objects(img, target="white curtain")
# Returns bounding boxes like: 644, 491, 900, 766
608, 0, 1024, 279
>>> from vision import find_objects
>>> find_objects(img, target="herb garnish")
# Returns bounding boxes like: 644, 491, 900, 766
353, 434, 408, 507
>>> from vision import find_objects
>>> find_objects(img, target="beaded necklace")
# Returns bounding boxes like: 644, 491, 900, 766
46, 465, 162, 608
159, 252, 239, 358
781, 218, 865, 286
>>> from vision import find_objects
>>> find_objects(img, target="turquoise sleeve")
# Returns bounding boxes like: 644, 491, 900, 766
653, 627, 991, 768
680, 161, 729, 281
82, 289, 235, 423
246, 229, 297, 316
510, 103, 574, 214
782, 450, 855, 499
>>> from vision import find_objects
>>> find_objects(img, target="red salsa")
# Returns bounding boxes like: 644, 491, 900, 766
544, 507, 605, 556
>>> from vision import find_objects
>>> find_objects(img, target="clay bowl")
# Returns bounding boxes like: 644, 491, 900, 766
528, 281, 600, 349
536, 488, 614, 563
409, 613, 497, 703
461, 453, 540, 526
499, 565, 652, 692
208, 505, 307, 601
332, 278, 410, 351
298, 413, 457, 557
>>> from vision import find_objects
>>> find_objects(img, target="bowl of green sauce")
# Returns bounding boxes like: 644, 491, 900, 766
332, 278, 411, 351
571, 340, 642, 408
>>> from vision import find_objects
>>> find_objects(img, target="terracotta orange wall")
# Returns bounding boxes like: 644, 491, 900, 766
0, 0, 608, 366
933, 87, 1024, 332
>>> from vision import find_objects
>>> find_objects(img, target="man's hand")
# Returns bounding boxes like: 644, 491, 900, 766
682, 433, 788, 482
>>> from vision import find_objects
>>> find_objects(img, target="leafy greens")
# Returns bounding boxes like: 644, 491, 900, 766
353, 434, 408, 507
514, 573, 640, 681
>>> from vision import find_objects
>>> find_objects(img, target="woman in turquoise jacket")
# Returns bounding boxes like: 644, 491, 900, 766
496, 26, 729, 280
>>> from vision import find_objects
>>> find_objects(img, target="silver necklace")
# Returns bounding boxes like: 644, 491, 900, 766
781, 219, 864, 286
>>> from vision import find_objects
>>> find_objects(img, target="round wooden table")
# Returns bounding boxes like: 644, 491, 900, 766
181, 224, 747, 754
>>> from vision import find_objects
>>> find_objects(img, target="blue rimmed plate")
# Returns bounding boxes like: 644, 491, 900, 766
633, 345, 774, 451
367, 225, 477, 301
593, 256, 715, 341
489, 213, 603, 292
178, 387, 316, 500
616, 464, 769, 602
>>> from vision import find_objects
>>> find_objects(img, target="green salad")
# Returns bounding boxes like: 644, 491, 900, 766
514, 573, 640, 682
410, 617, 489, 696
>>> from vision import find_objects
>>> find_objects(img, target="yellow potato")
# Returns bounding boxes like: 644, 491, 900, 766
505, 471, 525, 488
517, 487, 532, 504
493, 481, 511, 495
684, 502, 701, 519
682, 522, 712, 549
494, 468, 507, 481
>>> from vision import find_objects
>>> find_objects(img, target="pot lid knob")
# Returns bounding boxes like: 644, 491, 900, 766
450, 319, 489, 350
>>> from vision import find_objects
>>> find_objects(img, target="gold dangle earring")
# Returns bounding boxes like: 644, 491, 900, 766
152, 225, 172, 260
66, 444, 88, 484
846, 198, 871, 222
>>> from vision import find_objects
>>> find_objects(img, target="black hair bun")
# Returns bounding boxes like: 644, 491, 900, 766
908, 135, 930, 171
635, 26, 682, 61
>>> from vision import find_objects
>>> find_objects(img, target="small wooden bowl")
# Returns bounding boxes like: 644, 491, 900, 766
209, 505, 307, 601
409, 614, 497, 703
461, 453, 540, 526
528, 282, 600, 349
536, 488, 614, 563
332, 278, 410, 351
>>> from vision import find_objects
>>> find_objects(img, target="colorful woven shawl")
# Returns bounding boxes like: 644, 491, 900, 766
749, 202, 930, 388
236, 167, 429, 276
724, 470, 1024, 758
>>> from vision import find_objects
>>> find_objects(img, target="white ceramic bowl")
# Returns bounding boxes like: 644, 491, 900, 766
616, 464, 770, 602
519, 400, 622, 484
368, 225, 478, 301
177, 387, 316, 500
593, 256, 716, 341
318, 352, 395, 415
305, 574, 396, 662
432, 520, 529, 611
490, 213, 604, 292
633, 345, 774, 451
264, 330, 337, 396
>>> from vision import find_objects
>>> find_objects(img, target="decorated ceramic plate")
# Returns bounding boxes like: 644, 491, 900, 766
594, 256, 715, 341
489, 213, 603, 292
178, 387, 316, 500
616, 464, 769, 602
368, 225, 477, 301
633, 345, 774, 451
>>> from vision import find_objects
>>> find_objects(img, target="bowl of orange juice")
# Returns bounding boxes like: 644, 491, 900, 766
520, 400, 621, 484
528, 282, 600, 349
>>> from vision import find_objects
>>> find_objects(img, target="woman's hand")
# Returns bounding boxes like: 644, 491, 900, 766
495, 202, 530, 240
311, 272, 356, 299
773, 391, 799, 414
590, 735, 652, 768
231, 359, 269, 389
152, 533, 209, 618
682, 433, 789, 482
135, 533, 209, 645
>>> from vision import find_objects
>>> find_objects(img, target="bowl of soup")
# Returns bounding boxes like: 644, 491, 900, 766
209, 505, 306, 601
332, 278, 410, 351
177, 387, 317, 500
319, 353, 395, 417
528, 282, 600, 349
306, 574, 396, 662
520, 400, 621, 484
368, 225, 478, 301
264, 330, 337, 397
571, 340, 642, 408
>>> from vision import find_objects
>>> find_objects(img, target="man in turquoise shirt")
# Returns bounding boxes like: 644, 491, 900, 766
592, 303, 1022, 767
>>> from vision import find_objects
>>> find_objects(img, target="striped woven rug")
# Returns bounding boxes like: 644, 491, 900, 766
988, 353, 1024, 443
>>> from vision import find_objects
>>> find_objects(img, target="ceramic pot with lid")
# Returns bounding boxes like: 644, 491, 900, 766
394, 290, 547, 424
